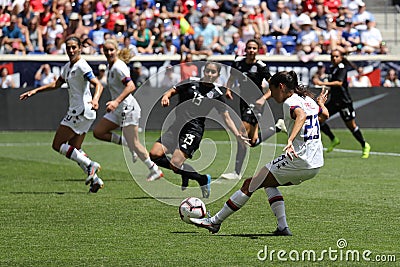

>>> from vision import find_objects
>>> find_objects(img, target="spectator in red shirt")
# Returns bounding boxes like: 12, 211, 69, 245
105, 1, 125, 31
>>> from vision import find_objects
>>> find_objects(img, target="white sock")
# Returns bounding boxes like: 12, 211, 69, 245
212, 190, 250, 224
77, 149, 88, 173
60, 143, 91, 167
111, 132, 128, 146
144, 157, 155, 169
265, 187, 288, 230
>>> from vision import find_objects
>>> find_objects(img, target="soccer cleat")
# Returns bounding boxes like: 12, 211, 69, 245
326, 137, 340, 153
190, 217, 221, 234
275, 119, 287, 133
85, 161, 101, 185
220, 172, 241, 180
201, 174, 211, 198
271, 227, 292, 236
89, 176, 104, 193
146, 166, 164, 182
132, 152, 138, 163
361, 142, 371, 159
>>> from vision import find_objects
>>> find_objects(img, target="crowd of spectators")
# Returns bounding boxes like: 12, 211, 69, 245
0, 0, 389, 57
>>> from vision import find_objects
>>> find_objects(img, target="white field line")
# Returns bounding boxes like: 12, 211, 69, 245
1, 141, 400, 157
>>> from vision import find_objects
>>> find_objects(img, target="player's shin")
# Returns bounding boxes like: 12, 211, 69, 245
265, 187, 288, 230
212, 190, 250, 224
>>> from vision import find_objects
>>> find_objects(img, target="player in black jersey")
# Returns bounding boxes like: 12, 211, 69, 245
149, 61, 250, 198
313, 49, 371, 158
221, 39, 275, 180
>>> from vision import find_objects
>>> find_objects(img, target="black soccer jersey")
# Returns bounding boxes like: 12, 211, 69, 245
328, 62, 352, 104
173, 77, 227, 132
230, 56, 271, 92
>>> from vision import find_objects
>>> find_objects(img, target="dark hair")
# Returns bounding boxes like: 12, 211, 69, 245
331, 49, 357, 70
204, 61, 221, 74
65, 35, 82, 46
269, 71, 314, 98
246, 39, 259, 49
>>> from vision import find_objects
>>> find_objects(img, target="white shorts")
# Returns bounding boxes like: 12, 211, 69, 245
60, 114, 95, 135
265, 154, 320, 185
103, 108, 140, 127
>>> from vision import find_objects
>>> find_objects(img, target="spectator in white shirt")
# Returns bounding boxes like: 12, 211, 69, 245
360, 20, 382, 54
349, 66, 372, 87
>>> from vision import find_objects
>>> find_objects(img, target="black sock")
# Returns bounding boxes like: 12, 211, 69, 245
176, 164, 208, 186
235, 141, 247, 175
151, 154, 171, 169
352, 127, 366, 147
320, 123, 335, 141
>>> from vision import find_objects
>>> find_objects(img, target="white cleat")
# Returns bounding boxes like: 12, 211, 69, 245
132, 152, 138, 163
89, 175, 104, 193
147, 166, 164, 182
190, 217, 221, 234
275, 119, 287, 133
85, 161, 101, 185
220, 172, 241, 180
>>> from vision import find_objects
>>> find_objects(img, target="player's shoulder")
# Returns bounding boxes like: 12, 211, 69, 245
234, 56, 246, 62
256, 60, 267, 67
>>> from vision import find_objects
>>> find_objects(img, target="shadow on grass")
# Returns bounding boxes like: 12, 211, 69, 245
9, 191, 88, 195
171, 231, 281, 239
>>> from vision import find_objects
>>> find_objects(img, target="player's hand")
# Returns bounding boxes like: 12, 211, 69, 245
236, 134, 251, 146
161, 95, 170, 107
283, 141, 298, 161
90, 99, 99, 110
225, 88, 233, 100
19, 89, 37, 100
316, 86, 329, 106
106, 100, 118, 112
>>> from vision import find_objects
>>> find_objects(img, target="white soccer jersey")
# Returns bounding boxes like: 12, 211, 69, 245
61, 58, 96, 119
107, 59, 140, 114
283, 93, 324, 169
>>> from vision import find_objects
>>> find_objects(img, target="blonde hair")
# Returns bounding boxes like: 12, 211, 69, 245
103, 39, 133, 64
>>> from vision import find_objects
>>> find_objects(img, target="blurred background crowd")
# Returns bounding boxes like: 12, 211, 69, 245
0, 0, 388, 57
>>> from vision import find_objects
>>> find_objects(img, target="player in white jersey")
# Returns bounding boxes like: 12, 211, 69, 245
19, 35, 105, 193
190, 71, 329, 236
92, 39, 163, 181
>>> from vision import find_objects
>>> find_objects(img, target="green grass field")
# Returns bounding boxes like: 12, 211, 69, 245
0, 129, 399, 266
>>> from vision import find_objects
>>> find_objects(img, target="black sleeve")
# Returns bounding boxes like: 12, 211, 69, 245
261, 65, 271, 81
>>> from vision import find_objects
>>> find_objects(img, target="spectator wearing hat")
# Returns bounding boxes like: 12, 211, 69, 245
352, 1, 375, 32
341, 18, 361, 53
345, 0, 364, 15
133, 18, 154, 54
65, 12, 86, 37
105, 1, 125, 31
88, 17, 109, 53
296, 14, 321, 59
360, 19, 382, 54
184, 0, 201, 26
218, 13, 239, 53
97, 64, 108, 88
112, 19, 127, 44
131, 61, 149, 88
312, 61, 329, 87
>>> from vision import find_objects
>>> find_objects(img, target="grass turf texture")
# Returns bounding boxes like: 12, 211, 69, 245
0, 129, 399, 266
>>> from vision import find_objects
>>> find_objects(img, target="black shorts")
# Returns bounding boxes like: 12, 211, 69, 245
240, 102, 261, 126
157, 126, 203, 159
326, 101, 356, 122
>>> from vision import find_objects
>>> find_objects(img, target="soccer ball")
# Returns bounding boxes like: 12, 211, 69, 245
179, 197, 207, 224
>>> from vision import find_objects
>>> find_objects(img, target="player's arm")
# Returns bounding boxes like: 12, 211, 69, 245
19, 76, 65, 100
316, 87, 329, 123
284, 106, 307, 160
221, 111, 250, 146
87, 73, 103, 111
161, 87, 178, 107
255, 89, 271, 107
225, 66, 237, 100
106, 80, 135, 112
